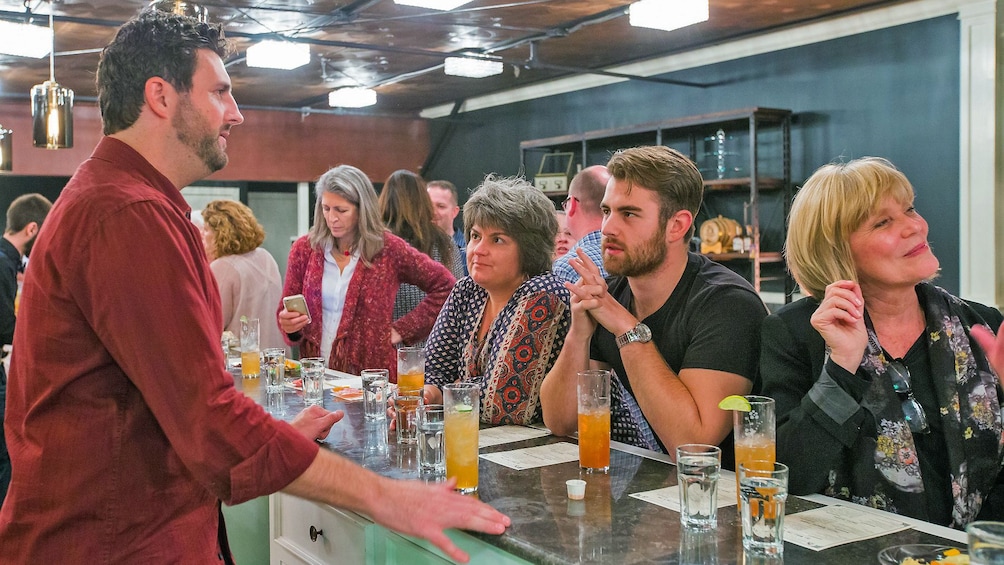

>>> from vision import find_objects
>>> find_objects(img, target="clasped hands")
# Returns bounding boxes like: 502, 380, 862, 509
565, 248, 637, 339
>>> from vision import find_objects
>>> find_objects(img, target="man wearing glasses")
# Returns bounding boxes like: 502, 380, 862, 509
552, 166, 610, 285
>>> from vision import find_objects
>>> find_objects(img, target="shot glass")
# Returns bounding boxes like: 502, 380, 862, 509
676, 443, 721, 530
443, 382, 480, 494
417, 404, 445, 480
265, 386, 285, 418
577, 370, 611, 473
968, 521, 1004, 564
393, 392, 423, 444
239, 317, 261, 378
397, 347, 425, 397
262, 348, 285, 393
300, 357, 325, 406
361, 369, 390, 421
739, 460, 788, 556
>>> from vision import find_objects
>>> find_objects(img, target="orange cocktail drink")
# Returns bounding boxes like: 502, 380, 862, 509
241, 350, 261, 378
733, 395, 776, 505
443, 382, 480, 494
397, 347, 425, 396
578, 408, 611, 471
577, 370, 611, 472
397, 371, 425, 396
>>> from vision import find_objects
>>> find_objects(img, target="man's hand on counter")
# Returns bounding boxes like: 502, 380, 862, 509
290, 405, 344, 442
367, 476, 511, 563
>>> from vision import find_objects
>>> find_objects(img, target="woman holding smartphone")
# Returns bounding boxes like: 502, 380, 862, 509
278, 165, 456, 380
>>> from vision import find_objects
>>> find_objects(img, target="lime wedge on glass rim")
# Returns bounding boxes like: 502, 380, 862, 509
718, 395, 751, 411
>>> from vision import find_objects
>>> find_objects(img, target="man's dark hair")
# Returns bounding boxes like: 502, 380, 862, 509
96, 9, 231, 135
6, 194, 53, 234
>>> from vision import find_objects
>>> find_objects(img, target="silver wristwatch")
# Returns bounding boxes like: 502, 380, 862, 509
615, 322, 652, 349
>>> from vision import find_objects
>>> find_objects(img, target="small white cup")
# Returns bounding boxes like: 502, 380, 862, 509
566, 479, 586, 500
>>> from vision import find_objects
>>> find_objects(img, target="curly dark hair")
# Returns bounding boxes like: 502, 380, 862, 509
96, 9, 231, 135
201, 200, 265, 258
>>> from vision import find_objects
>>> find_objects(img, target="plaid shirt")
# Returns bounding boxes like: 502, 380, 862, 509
552, 230, 606, 284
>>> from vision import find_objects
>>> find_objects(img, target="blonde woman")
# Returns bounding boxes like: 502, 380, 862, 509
761, 157, 1004, 528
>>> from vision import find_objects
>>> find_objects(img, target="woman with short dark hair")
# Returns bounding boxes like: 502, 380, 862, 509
424, 175, 570, 425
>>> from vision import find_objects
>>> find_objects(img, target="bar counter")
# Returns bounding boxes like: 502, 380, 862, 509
236, 374, 967, 564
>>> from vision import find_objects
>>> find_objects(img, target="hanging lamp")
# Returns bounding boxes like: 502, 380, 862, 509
30, 6, 73, 149
0, 125, 12, 172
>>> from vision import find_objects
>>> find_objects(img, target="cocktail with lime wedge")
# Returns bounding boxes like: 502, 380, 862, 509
444, 382, 480, 494
720, 394, 776, 505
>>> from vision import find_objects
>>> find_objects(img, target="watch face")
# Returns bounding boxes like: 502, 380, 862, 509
636, 323, 652, 342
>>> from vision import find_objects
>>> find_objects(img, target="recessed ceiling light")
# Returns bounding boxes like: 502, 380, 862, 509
328, 87, 377, 108
0, 20, 52, 59
246, 40, 310, 70
394, 0, 473, 11
629, 0, 709, 32
444, 57, 504, 79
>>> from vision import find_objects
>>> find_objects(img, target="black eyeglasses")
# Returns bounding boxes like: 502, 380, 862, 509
562, 196, 578, 211
887, 361, 930, 434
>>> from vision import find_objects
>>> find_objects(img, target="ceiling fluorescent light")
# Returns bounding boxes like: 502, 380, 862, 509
394, 0, 473, 11
328, 87, 377, 108
444, 57, 504, 79
629, 0, 709, 32
0, 20, 53, 58
246, 40, 310, 70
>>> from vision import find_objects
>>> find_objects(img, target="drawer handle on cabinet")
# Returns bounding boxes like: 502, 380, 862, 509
309, 525, 323, 542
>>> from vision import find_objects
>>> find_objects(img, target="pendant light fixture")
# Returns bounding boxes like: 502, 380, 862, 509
148, 1, 209, 23
30, 6, 73, 149
0, 125, 12, 172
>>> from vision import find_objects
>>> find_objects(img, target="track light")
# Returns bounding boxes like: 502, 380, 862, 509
247, 40, 310, 70
629, 0, 709, 32
444, 56, 504, 79
328, 87, 377, 108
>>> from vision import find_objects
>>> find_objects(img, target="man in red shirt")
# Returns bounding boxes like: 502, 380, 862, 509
0, 9, 508, 564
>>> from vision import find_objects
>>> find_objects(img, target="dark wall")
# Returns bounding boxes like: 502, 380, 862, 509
426, 16, 962, 293
0, 176, 68, 231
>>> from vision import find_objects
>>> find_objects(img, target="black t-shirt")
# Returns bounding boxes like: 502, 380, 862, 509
590, 253, 768, 457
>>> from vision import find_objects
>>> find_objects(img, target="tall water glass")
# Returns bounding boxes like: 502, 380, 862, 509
397, 347, 425, 396
262, 348, 285, 392
417, 404, 446, 480
361, 369, 389, 421
444, 382, 480, 494
676, 444, 721, 530
739, 461, 788, 556
239, 317, 261, 378
968, 521, 1004, 564
300, 357, 325, 406
577, 370, 611, 472
733, 395, 776, 504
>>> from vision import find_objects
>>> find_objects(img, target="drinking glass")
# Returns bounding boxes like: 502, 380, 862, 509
393, 392, 422, 444
577, 369, 611, 472
739, 461, 788, 556
417, 404, 446, 480
262, 348, 285, 392
676, 443, 721, 530
300, 357, 325, 406
968, 521, 1004, 564
733, 395, 776, 504
361, 369, 390, 421
239, 317, 261, 378
397, 346, 425, 397
443, 382, 480, 494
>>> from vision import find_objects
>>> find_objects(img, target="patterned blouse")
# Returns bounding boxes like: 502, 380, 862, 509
426, 274, 570, 425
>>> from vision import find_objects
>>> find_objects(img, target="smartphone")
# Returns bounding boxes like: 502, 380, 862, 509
283, 294, 311, 324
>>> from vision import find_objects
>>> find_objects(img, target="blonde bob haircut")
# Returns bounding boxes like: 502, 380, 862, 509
785, 156, 914, 299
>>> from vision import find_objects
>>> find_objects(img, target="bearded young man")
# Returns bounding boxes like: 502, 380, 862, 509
539, 145, 768, 467
0, 9, 507, 563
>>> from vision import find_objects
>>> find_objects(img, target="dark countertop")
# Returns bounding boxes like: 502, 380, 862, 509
236, 374, 965, 565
